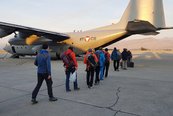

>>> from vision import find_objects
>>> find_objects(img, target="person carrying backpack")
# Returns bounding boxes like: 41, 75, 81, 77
104, 48, 110, 77
84, 48, 98, 88
111, 47, 121, 71
62, 46, 80, 92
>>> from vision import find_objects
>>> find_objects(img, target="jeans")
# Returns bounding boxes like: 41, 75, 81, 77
65, 67, 78, 91
100, 66, 104, 80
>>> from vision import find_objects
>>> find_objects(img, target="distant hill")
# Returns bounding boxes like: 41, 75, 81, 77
108, 37, 173, 50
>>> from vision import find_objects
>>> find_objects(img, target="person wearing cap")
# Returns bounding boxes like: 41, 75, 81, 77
31, 44, 57, 104
84, 48, 98, 88
63, 46, 80, 92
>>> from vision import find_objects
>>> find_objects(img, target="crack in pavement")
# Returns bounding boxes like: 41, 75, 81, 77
113, 111, 119, 116
106, 87, 121, 109
40, 87, 140, 116
0, 83, 65, 103
0, 84, 141, 116
0, 93, 31, 104
117, 110, 141, 116
105, 87, 141, 116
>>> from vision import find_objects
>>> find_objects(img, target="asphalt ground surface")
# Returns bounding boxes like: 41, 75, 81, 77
0, 51, 173, 116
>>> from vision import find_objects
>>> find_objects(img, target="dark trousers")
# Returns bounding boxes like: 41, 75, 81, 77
104, 61, 110, 77
65, 68, 78, 91
113, 60, 120, 71
95, 66, 100, 84
127, 58, 131, 66
86, 66, 95, 87
32, 73, 53, 99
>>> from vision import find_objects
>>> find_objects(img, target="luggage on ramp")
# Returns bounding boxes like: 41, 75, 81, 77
127, 62, 134, 68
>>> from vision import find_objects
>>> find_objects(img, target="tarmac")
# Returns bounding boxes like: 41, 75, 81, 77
0, 51, 173, 116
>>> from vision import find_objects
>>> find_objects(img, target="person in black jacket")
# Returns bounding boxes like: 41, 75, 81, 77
127, 50, 132, 66
121, 48, 128, 70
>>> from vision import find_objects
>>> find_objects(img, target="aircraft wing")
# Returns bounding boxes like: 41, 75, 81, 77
157, 27, 173, 30
0, 21, 70, 41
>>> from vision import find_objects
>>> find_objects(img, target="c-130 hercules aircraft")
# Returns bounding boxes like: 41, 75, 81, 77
0, 0, 172, 59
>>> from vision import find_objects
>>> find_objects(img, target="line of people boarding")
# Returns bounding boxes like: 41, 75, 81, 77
31, 44, 132, 104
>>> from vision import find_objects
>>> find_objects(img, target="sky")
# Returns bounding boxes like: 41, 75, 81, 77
0, 0, 173, 49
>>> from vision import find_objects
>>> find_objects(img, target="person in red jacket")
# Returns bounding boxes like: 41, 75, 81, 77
63, 46, 80, 92
84, 48, 98, 88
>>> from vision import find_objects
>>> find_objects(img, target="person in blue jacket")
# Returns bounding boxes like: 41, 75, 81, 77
96, 48, 105, 80
31, 44, 57, 104
111, 47, 121, 71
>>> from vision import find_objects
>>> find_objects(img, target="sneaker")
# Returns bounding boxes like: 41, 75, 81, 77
49, 97, 58, 101
31, 99, 38, 104
74, 87, 80, 91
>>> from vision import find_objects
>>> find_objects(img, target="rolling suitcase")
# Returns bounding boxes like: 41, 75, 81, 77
127, 62, 134, 68
129, 62, 134, 68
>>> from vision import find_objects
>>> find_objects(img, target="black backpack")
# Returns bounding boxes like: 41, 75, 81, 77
87, 54, 97, 68
60, 52, 74, 68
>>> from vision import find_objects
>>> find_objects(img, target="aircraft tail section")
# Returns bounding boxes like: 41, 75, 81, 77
94, 0, 165, 31
119, 0, 165, 29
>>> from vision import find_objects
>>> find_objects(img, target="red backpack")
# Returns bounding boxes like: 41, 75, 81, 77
105, 52, 109, 63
